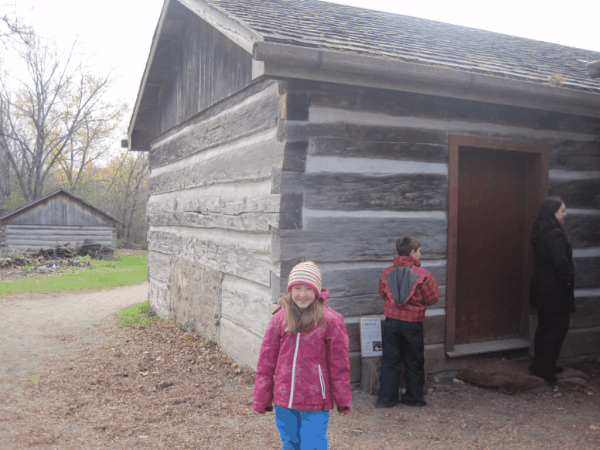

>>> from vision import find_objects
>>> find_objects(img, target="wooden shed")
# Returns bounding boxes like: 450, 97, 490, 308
0, 189, 120, 257
129, 0, 600, 380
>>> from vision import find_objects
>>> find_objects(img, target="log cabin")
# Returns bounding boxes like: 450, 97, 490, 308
129, 0, 600, 381
0, 189, 119, 257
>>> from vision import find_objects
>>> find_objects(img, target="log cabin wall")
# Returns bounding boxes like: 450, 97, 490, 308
275, 80, 600, 380
146, 79, 286, 366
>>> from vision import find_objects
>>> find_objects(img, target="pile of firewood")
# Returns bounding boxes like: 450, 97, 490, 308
0, 256, 29, 268
33, 245, 77, 259
1, 245, 79, 269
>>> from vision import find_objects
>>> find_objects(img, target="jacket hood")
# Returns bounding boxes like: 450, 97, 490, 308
394, 256, 421, 267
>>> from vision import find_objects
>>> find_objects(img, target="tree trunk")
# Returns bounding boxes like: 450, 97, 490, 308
361, 357, 381, 395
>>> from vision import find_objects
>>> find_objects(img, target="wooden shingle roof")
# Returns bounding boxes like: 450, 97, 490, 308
128, 0, 600, 149
204, 0, 600, 93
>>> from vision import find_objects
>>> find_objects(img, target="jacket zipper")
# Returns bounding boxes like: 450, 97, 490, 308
318, 365, 326, 400
288, 332, 301, 408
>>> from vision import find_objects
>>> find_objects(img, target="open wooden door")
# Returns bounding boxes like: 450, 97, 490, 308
446, 136, 548, 355
455, 149, 527, 344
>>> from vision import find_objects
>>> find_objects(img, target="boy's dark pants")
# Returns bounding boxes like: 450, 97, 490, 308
378, 317, 426, 407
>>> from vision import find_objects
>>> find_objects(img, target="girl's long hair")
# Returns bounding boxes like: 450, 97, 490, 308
531, 196, 564, 244
279, 292, 325, 333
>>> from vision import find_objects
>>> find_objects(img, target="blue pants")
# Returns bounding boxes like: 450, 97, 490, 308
378, 317, 426, 407
275, 405, 329, 450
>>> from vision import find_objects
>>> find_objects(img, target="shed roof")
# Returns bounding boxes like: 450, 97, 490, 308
0, 189, 121, 225
204, 0, 600, 93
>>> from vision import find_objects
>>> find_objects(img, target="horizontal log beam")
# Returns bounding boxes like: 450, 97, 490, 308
148, 211, 279, 232
574, 255, 600, 288
280, 122, 448, 145
301, 211, 448, 234
571, 291, 600, 329
291, 80, 600, 135
552, 140, 600, 171
328, 289, 446, 317
563, 212, 600, 248
318, 260, 447, 300
5, 232, 114, 239
148, 229, 274, 287
149, 132, 284, 195
147, 194, 281, 216
221, 275, 274, 337
280, 113, 599, 171
149, 82, 280, 169
5, 234, 114, 241
219, 317, 263, 369
147, 194, 283, 232
549, 178, 600, 210
309, 137, 448, 164
4, 225, 114, 231
6, 239, 113, 247
274, 231, 447, 263
280, 172, 448, 211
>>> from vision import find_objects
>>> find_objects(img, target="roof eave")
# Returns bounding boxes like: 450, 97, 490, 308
253, 42, 600, 119
127, 0, 173, 151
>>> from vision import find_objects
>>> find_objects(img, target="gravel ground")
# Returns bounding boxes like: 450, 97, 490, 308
0, 287, 599, 449
0, 283, 148, 379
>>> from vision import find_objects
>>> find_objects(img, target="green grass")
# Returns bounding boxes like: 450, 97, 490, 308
114, 301, 158, 327
23, 374, 41, 383
0, 254, 148, 297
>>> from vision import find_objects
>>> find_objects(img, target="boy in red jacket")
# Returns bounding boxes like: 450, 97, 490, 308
376, 236, 439, 408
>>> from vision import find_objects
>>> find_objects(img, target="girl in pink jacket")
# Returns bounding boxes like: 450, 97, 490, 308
253, 261, 352, 449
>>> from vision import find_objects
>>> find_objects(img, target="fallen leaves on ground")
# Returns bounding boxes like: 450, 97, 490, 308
0, 319, 599, 449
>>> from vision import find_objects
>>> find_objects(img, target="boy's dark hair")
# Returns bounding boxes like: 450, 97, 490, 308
396, 236, 421, 256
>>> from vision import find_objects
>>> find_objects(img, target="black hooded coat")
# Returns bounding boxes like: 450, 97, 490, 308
529, 223, 575, 313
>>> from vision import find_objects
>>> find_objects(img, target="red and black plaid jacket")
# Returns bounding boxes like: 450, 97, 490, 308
379, 256, 439, 323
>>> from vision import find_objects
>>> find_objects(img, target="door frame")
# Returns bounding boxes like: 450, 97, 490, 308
446, 135, 549, 354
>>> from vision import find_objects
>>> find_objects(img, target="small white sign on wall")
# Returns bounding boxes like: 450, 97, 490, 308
360, 316, 383, 358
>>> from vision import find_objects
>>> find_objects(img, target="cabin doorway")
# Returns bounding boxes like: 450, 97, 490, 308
446, 136, 548, 355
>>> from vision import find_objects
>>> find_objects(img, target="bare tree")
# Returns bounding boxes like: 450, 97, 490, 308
0, 35, 117, 202
98, 151, 149, 241
0, 8, 34, 48
55, 93, 128, 195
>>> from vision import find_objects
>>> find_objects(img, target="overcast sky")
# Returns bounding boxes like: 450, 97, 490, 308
7, 0, 600, 132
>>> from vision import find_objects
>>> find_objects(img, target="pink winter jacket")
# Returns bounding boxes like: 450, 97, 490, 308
253, 290, 352, 413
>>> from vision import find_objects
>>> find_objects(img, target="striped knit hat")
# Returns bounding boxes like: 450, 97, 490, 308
287, 261, 322, 295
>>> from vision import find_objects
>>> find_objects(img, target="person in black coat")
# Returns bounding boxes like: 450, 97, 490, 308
529, 196, 575, 383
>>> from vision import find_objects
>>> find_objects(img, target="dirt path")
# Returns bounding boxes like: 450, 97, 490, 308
0, 283, 148, 380
1, 285, 599, 449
